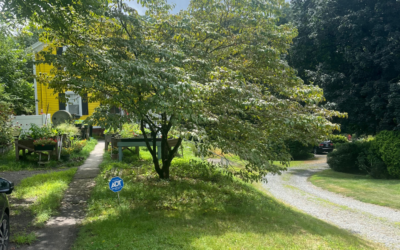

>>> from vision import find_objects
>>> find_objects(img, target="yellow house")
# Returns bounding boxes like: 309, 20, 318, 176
30, 42, 101, 121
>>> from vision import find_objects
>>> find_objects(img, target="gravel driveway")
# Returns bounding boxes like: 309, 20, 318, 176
263, 155, 400, 249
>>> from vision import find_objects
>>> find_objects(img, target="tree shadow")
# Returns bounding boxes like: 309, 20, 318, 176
71, 173, 378, 249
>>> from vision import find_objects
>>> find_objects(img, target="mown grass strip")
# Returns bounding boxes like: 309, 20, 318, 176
310, 169, 400, 210
12, 168, 77, 226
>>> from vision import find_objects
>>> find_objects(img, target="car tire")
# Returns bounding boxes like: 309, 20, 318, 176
0, 213, 9, 250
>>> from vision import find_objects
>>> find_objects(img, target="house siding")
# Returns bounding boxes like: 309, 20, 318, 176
35, 47, 101, 120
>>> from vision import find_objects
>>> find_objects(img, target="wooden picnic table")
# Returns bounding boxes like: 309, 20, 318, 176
117, 138, 162, 162
116, 138, 179, 162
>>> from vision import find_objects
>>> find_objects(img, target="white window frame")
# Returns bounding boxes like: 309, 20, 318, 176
65, 91, 82, 117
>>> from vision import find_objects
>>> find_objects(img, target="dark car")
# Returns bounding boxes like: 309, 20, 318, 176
0, 178, 13, 250
313, 140, 334, 154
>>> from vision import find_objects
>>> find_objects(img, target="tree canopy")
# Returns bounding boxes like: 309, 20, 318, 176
0, 26, 35, 115
6, 0, 345, 181
289, 0, 400, 135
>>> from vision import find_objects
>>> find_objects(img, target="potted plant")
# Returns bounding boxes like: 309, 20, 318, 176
33, 138, 58, 151
111, 147, 119, 160
12, 125, 22, 137
104, 128, 119, 140
74, 120, 84, 129
61, 147, 73, 161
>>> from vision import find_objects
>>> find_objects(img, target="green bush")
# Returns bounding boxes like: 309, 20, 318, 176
328, 140, 390, 178
328, 134, 348, 144
327, 142, 368, 173
357, 150, 389, 179
372, 131, 400, 178
286, 140, 313, 160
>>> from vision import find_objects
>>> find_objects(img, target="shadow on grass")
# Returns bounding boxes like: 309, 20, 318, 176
73, 155, 379, 249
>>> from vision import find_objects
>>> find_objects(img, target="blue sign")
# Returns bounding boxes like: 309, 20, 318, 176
109, 177, 124, 192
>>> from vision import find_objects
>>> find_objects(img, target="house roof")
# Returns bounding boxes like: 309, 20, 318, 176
28, 41, 46, 53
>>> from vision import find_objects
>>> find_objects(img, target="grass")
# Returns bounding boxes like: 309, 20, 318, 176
72, 149, 382, 250
12, 232, 37, 245
209, 147, 315, 173
0, 139, 98, 171
310, 169, 400, 210
12, 168, 78, 226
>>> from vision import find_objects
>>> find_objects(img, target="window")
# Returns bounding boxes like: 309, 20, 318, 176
59, 91, 89, 117
66, 91, 82, 116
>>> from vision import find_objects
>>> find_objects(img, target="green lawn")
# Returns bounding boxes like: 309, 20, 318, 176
310, 169, 400, 210
0, 139, 98, 171
72, 150, 382, 250
12, 168, 78, 226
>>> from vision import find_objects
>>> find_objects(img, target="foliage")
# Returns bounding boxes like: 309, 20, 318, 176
0, 139, 97, 171
0, 85, 13, 145
289, 0, 400, 135
56, 123, 80, 136
327, 142, 368, 174
11, 232, 37, 245
25, 0, 345, 182
12, 168, 77, 226
328, 139, 390, 179
328, 135, 348, 145
74, 120, 84, 125
119, 123, 150, 138
371, 130, 400, 178
20, 123, 56, 139
286, 140, 313, 160
104, 128, 119, 135
71, 151, 379, 249
310, 169, 400, 210
0, 26, 35, 115
33, 137, 57, 146
72, 140, 87, 153
111, 147, 119, 155
357, 150, 389, 179
61, 147, 73, 156
20, 123, 57, 139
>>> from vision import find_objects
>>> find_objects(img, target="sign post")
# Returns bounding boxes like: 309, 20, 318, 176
109, 176, 124, 205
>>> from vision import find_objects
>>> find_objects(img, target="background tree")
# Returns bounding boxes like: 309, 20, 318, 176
0, 85, 14, 146
11, 0, 344, 181
0, 26, 35, 115
289, 0, 400, 135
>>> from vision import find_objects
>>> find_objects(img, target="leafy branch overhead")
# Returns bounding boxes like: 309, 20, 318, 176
16, 0, 345, 181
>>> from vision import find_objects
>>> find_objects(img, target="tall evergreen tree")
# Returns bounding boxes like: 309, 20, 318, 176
289, 0, 400, 134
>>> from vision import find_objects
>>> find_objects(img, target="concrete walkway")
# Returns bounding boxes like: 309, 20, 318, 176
19, 141, 104, 250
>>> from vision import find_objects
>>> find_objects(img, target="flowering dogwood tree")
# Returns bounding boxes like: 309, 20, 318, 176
6, 0, 346, 181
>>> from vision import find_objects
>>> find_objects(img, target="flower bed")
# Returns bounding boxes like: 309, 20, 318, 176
33, 138, 58, 151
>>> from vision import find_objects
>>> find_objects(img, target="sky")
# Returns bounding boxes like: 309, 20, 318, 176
126, 0, 190, 15
126, 0, 290, 15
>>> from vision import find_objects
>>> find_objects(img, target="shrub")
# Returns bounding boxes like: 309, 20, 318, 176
61, 147, 74, 156
286, 140, 313, 160
371, 131, 400, 178
328, 139, 391, 179
357, 150, 389, 179
56, 123, 80, 137
327, 142, 368, 173
328, 134, 348, 144
72, 140, 87, 152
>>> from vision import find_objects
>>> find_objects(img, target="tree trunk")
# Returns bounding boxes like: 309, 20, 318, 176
140, 118, 182, 180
